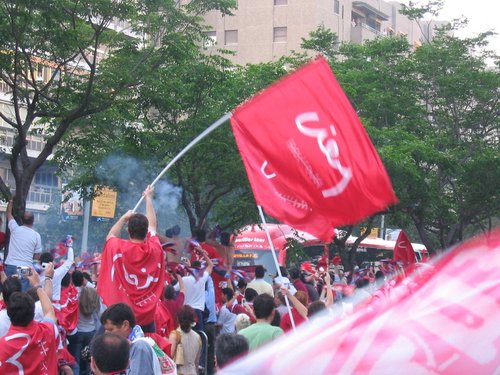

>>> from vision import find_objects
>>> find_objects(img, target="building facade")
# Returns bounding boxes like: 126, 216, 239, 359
203, 0, 442, 65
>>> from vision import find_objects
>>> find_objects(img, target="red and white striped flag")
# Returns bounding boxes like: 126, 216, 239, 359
221, 228, 500, 374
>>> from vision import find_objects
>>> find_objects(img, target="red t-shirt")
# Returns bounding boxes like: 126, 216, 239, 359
98, 234, 165, 325
280, 308, 307, 332
0, 231, 6, 249
163, 292, 185, 325
0, 320, 58, 375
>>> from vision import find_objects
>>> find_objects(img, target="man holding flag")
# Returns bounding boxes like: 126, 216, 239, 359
98, 185, 165, 332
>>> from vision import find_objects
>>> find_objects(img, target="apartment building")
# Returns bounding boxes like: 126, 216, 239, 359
0, 70, 60, 222
203, 0, 442, 65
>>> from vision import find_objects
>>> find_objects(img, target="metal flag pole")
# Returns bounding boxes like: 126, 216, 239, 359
257, 205, 297, 332
132, 112, 232, 211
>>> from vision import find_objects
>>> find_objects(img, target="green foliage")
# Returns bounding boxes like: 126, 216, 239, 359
0, 0, 236, 222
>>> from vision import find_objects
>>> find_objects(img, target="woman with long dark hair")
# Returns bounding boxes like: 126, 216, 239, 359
169, 305, 202, 375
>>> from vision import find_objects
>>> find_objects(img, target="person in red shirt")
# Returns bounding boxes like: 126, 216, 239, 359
279, 289, 309, 333
161, 273, 186, 334
0, 286, 59, 374
191, 228, 227, 304
98, 185, 165, 331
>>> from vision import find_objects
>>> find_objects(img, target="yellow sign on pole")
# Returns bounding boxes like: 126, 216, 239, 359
91, 187, 117, 219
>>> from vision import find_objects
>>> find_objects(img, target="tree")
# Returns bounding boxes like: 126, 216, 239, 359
0, 0, 235, 222
305, 18, 499, 252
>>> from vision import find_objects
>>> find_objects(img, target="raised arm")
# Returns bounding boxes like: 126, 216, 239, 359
280, 286, 308, 319
200, 248, 213, 275
106, 210, 134, 241
143, 185, 157, 233
6, 199, 14, 222
176, 273, 186, 294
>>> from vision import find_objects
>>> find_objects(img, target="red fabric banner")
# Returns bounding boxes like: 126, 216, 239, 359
56, 284, 79, 333
221, 229, 500, 374
393, 230, 417, 266
230, 57, 397, 242
98, 234, 166, 325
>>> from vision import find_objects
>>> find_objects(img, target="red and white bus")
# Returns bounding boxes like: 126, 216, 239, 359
232, 224, 428, 274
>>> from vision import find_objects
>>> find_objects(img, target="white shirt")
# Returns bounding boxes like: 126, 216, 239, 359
44, 246, 74, 303
217, 303, 237, 334
247, 278, 274, 297
182, 271, 209, 311
0, 301, 44, 338
5, 219, 42, 267
273, 276, 297, 295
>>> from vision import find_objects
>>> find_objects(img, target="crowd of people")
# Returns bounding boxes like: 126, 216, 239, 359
0, 186, 405, 375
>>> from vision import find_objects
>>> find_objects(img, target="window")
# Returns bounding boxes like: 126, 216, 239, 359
273, 27, 287, 42
204, 31, 217, 47
334, 0, 340, 14
224, 30, 238, 45
274, 0, 287, 5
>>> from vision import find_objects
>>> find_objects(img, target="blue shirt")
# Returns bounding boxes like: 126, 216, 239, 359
205, 276, 217, 323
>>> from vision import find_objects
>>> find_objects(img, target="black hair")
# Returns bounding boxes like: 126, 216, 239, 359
127, 213, 148, 240
39, 252, 54, 263
253, 294, 275, 319
270, 309, 281, 327
215, 333, 249, 369
91, 333, 130, 373
355, 278, 369, 289
278, 266, 288, 278
83, 272, 92, 282
192, 260, 201, 268
166, 225, 181, 237
193, 229, 207, 242
307, 300, 326, 318
254, 265, 265, 279
72, 270, 84, 287
177, 305, 196, 333
221, 287, 234, 300
61, 272, 71, 287
237, 279, 247, 290
101, 303, 136, 328
244, 288, 258, 303
163, 285, 176, 300
220, 232, 231, 246
1, 277, 22, 306
7, 292, 35, 326
289, 268, 300, 280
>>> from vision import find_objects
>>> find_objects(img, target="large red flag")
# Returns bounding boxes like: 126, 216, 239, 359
393, 230, 416, 266
98, 234, 165, 326
221, 228, 500, 374
230, 57, 397, 242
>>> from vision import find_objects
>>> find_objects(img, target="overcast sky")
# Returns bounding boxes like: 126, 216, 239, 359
402, 0, 499, 54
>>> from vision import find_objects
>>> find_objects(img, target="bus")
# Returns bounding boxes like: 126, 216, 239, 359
232, 224, 428, 276
232, 224, 324, 280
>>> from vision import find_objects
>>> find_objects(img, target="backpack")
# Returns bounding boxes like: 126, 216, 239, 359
134, 337, 177, 375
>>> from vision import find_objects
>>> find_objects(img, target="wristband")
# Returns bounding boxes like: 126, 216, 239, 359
45, 276, 53, 280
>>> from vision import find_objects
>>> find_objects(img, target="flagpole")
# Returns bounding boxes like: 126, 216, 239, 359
258, 205, 297, 332
132, 112, 232, 211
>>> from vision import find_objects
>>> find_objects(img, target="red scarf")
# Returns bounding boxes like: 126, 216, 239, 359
98, 234, 166, 325
56, 284, 79, 332
0, 320, 58, 375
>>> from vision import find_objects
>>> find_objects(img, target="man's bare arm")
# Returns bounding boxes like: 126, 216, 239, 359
6, 199, 14, 222
143, 185, 157, 233
106, 210, 134, 241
